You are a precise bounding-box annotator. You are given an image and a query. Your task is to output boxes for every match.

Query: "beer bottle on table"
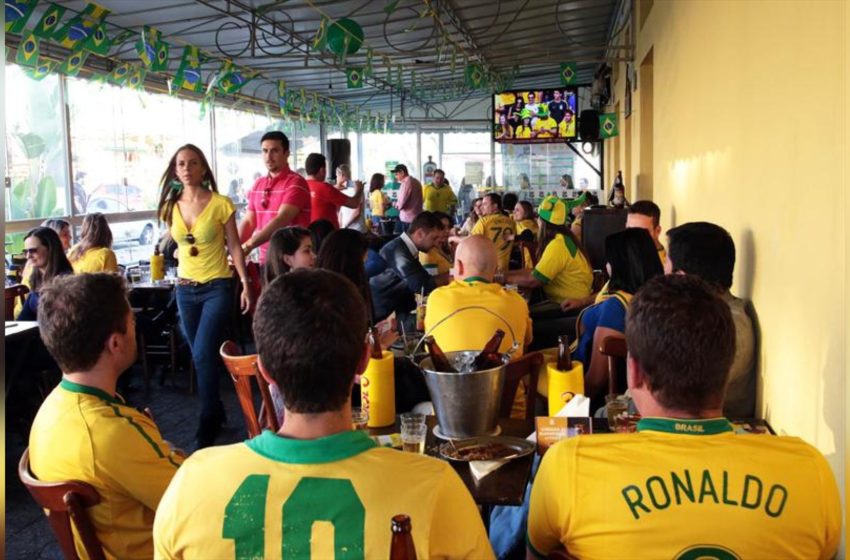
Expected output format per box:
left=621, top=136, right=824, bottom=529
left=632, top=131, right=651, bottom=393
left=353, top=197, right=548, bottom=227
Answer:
left=472, top=329, right=506, bottom=370
left=368, top=326, right=383, bottom=359
left=557, top=335, right=572, bottom=371
left=424, top=336, right=456, bottom=373
left=389, top=515, right=417, bottom=560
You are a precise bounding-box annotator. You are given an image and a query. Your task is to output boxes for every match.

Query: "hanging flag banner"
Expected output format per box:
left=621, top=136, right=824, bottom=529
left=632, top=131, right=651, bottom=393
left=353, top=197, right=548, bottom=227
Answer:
left=58, top=49, right=88, bottom=76
left=82, top=22, right=110, bottom=54
left=33, top=2, right=66, bottom=39
left=560, top=62, right=577, bottom=85
left=24, top=57, right=57, bottom=80
left=218, top=64, right=259, bottom=94
left=346, top=67, right=363, bottom=88
left=277, top=80, right=287, bottom=114
left=54, top=2, right=109, bottom=50
left=173, top=45, right=203, bottom=93
left=127, top=65, right=146, bottom=90
left=364, top=48, right=374, bottom=76
left=6, top=0, right=39, bottom=34
left=108, top=62, right=130, bottom=85
left=599, top=113, right=619, bottom=138
left=152, top=39, right=169, bottom=72
left=312, top=16, right=328, bottom=51
left=16, top=30, right=39, bottom=67
left=464, top=63, right=484, bottom=89
left=135, top=26, right=160, bottom=67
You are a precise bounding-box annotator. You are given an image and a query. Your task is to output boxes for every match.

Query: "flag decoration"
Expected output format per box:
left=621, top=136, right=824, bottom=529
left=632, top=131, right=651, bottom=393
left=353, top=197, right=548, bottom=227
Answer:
left=16, top=31, right=39, bottom=67
left=599, top=113, right=619, bottom=138
left=364, top=48, right=374, bottom=76
left=135, top=26, right=160, bottom=67
left=173, top=45, right=203, bottom=93
left=218, top=64, right=258, bottom=94
left=127, top=65, right=146, bottom=90
left=6, top=0, right=39, bottom=34
left=82, top=23, right=110, bottom=55
left=152, top=39, right=169, bottom=72
left=58, top=49, right=88, bottom=76
left=464, top=63, right=484, bottom=89
left=312, top=16, right=328, bottom=51
left=33, top=2, right=65, bottom=38
left=108, top=62, right=130, bottom=85
left=560, top=62, right=577, bottom=85
left=53, top=2, right=109, bottom=50
left=346, top=67, right=363, bottom=88
left=277, top=80, right=287, bottom=115
left=24, top=57, right=57, bottom=80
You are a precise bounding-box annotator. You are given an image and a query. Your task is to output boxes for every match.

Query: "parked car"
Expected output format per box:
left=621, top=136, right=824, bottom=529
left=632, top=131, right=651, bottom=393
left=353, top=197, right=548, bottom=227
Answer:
left=87, top=184, right=147, bottom=211
left=86, top=198, right=157, bottom=246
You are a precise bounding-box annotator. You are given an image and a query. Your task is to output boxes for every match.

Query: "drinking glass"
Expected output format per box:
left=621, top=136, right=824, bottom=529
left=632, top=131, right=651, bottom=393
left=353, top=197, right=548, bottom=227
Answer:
left=401, top=423, right=427, bottom=454
left=400, top=412, right=425, bottom=428
left=605, top=394, right=629, bottom=431
left=351, top=407, right=369, bottom=431
left=139, top=264, right=152, bottom=283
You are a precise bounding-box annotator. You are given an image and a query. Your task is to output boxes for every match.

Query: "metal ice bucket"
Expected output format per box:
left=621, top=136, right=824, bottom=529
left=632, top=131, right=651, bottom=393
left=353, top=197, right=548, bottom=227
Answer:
left=419, top=351, right=507, bottom=438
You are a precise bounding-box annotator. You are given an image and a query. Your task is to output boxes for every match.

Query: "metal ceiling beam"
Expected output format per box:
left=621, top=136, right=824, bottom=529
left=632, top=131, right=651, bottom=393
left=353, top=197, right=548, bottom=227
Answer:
left=434, top=0, right=493, bottom=70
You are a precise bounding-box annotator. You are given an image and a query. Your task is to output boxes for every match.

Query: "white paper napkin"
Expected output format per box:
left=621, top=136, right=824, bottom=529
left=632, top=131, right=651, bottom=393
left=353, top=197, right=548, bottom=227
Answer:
left=469, top=459, right=509, bottom=481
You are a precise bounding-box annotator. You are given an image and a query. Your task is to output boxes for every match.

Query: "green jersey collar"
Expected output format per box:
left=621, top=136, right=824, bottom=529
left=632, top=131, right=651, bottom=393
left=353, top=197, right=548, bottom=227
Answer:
left=463, top=276, right=491, bottom=284
left=60, top=378, right=121, bottom=404
left=246, top=429, right=377, bottom=464
left=637, top=417, right=734, bottom=436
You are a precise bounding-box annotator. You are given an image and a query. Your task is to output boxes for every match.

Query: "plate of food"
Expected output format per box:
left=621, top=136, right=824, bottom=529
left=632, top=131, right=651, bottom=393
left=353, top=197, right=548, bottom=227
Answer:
left=439, top=436, right=535, bottom=462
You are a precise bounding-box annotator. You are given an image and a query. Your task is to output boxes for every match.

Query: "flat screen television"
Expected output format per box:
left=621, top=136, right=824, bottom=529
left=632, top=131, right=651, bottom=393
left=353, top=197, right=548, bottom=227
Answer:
left=493, top=88, right=578, bottom=144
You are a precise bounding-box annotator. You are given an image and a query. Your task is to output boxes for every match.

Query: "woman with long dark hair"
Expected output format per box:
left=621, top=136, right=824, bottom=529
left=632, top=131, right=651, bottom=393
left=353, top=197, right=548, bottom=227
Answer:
left=18, top=227, right=74, bottom=320
left=68, top=213, right=118, bottom=273
left=156, top=143, right=251, bottom=449
left=368, top=173, right=389, bottom=229
left=263, top=226, right=315, bottom=286
left=316, top=229, right=373, bottom=320
left=574, top=228, right=663, bottom=398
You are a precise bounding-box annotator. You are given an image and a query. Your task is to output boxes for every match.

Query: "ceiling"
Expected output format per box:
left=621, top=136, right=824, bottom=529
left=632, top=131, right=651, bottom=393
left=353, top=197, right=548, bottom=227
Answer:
left=45, top=0, right=628, bottom=120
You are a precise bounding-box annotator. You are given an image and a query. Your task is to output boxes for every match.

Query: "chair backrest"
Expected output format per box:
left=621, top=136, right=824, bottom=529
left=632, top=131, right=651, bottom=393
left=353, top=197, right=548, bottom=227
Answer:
left=5, top=284, right=29, bottom=320
left=515, top=240, right=539, bottom=268
left=18, top=448, right=106, bottom=560
left=599, top=335, right=628, bottom=395
left=220, top=340, right=280, bottom=438
left=500, top=351, right=545, bottom=420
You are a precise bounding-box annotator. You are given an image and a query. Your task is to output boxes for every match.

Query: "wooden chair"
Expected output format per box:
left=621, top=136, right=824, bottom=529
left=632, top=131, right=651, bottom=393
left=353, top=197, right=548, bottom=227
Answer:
left=499, top=351, right=545, bottom=420
left=18, top=448, right=106, bottom=560
left=220, top=340, right=280, bottom=438
left=599, top=335, right=627, bottom=395
left=5, top=284, right=29, bottom=320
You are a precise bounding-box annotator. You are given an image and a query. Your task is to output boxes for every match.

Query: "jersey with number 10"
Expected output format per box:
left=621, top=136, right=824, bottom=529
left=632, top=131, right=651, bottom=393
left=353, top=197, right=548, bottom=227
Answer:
left=153, top=430, right=493, bottom=559
left=472, top=213, right=516, bottom=272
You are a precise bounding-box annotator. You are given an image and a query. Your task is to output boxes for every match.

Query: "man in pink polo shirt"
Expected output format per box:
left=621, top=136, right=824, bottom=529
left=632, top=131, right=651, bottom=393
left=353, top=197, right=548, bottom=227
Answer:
left=393, top=164, right=423, bottom=233
left=238, top=131, right=311, bottom=263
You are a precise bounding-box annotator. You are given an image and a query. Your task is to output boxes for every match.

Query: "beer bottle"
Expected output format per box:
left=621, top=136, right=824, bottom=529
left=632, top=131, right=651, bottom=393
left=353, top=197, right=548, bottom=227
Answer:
left=557, top=335, right=572, bottom=371
left=389, top=514, right=417, bottom=560
left=368, top=326, right=383, bottom=360
left=473, top=329, right=506, bottom=370
left=424, top=336, right=456, bottom=373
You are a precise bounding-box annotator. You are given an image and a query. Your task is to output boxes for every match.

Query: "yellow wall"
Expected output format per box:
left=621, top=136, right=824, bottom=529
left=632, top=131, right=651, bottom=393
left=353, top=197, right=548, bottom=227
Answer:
left=609, top=0, right=846, bottom=532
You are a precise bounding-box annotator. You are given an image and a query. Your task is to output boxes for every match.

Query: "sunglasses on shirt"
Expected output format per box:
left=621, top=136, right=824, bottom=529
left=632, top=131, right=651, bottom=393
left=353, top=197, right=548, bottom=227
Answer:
left=185, top=233, right=199, bottom=257
left=261, top=186, right=273, bottom=209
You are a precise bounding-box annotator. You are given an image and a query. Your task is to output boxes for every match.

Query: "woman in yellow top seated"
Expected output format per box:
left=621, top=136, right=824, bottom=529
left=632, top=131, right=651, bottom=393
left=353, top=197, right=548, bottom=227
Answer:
left=67, top=213, right=118, bottom=273
left=156, top=143, right=252, bottom=449
left=512, top=200, right=539, bottom=241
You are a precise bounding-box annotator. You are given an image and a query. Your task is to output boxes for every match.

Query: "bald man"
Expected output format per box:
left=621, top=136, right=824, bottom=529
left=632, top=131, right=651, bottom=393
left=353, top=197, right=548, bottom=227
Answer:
left=425, top=235, right=532, bottom=357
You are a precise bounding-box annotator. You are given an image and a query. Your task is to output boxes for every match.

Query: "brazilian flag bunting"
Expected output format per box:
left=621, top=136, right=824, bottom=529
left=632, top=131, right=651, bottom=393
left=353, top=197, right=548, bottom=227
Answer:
left=127, top=66, right=146, bottom=90
left=58, top=49, right=89, bottom=76
left=82, top=23, right=110, bottom=55
left=6, top=0, right=39, bottom=34
left=24, top=57, right=57, bottom=80
left=560, top=62, right=577, bottom=85
left=346, top=67, right=363, bottom=88
left=152, top=40, right=169, bottom=72
left=53, top=2, right=110, bottom=50
left=33, top=3, right=65, bottom=38
left=16, top=31, right=39, bottom=67
left=135, top=26, right=160, bottom=67
left=599, top=113, right=619, bottom=138
left=464, top=63, right=484, bottom=89
left=218, top=65, right=258, bottom=94
left=173, top=45, right=203, bottom=93
left=108, top=62, right=130, bottom=85
left=277, top=80, right=287, bottom=114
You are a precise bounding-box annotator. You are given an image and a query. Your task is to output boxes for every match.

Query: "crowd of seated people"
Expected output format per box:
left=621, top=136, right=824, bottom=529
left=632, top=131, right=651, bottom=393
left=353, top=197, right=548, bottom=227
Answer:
left=13, top=132, right=840, bottom=559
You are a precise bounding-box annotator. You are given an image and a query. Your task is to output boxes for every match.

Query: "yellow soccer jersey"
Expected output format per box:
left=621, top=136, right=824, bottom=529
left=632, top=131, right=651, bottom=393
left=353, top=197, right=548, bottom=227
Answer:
left=419, top=247, right=453, bottom=275
left=533, top=117, right=558, bottom=139
left=515, top=218, right=539, bottom=239
left=422, top=183, right=458, bottom=214
left=30, top=379, right=183, bottom=560
left=658, top=245, right=667, bottom=264
left=528, top=418, right=842, bottom=560
left=515, top=126, right=533, bottom=139
left=154, top=430, right=493, bottom=559
left=472, top=213, right=516, bottom=272
left=533, top=234, right=592, bottom=303
left=69, top=245, right=119, bottom=274
left=370, top=189, right=388, bottom=217
left=558, top=119, right=576, bottom=138
left=425, top=278, right=532, bottom=356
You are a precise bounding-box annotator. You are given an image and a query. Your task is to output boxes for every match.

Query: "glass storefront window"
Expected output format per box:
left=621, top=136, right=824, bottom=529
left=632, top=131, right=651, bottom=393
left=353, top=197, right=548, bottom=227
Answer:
left=361, top=132, right=417, bottom=181
left=499, top=142, right=602, bottom=206
left=420, top=132, right=439, bottom=185
left=292, top=123, right=320, bottom=174
left=5, top=65, right=69, bottom=221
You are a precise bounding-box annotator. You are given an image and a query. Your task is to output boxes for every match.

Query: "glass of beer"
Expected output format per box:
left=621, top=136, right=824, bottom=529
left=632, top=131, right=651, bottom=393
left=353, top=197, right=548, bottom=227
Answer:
left=401, top=423, right=427, bottom=453
left=351, top=407, right=369, bottom=431
left=605, top=394, right=629, bottom=430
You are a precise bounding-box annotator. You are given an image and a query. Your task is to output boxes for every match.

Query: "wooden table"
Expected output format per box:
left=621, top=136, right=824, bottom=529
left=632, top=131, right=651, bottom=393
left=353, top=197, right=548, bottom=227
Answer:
left=370, top=416, right=535, bottom=508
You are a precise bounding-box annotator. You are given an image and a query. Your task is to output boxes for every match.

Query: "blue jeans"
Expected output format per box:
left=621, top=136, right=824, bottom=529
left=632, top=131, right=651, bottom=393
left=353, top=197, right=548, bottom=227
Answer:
left=176, top=279, right=232, bottom=431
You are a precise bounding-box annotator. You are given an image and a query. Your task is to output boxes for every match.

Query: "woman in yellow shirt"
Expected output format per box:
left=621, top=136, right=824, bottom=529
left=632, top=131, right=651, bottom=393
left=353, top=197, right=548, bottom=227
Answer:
left=512, top=200, right=539, bottom=241
left=368, top=173, right=389, bottom=229
left=156, top=143, right=252, bottom=449
left=67, top=213, right=118, bottom=273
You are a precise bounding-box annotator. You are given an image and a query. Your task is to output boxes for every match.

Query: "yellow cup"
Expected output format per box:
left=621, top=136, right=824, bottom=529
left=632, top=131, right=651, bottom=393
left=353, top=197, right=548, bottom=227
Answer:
left=547, top=361, right=584, bottom=416
left=150, top=253, right=165, bottom=281
left=361, top=350, right=395, bottom=427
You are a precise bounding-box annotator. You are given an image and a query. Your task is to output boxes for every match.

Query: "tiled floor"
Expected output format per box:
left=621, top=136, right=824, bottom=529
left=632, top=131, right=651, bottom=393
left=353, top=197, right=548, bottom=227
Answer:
left=5, top=362, right=248, bottom=559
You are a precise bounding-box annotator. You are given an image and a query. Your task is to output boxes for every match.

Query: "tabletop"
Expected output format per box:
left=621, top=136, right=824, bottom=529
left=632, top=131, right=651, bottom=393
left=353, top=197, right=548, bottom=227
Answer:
left=5, top=321, right=39, bottom=341
left=371, top=416, right=535, bottom=507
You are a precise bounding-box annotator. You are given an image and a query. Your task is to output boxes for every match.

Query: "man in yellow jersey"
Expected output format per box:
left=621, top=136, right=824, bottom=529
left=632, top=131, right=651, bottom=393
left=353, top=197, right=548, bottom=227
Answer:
left=29, top=274, right=183, bottom=560
left=528, top=275, right=841, bottom=560
left=422, top=168, right=458, bottom=216
left=471, top=192, right=516, bottom=273
left=154, top=269, right=493, bottom=559
left=532, top=105, right=558, bottom=139
left=426, top=235, right=531, bottom=356
left=558, top=108, right=576, bottom=138
left=626, top=200, right=666, bottom=263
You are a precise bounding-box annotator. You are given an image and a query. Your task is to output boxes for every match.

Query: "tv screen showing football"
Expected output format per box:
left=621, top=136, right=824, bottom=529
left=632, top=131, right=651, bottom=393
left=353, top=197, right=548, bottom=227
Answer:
left=493, top=88, right=578, bottom=143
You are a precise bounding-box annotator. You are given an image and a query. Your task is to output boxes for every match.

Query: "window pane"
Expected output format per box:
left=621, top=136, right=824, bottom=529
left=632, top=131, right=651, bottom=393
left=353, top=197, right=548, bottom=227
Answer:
left=443, top=131, right=490, bottom=154
left=420, top=132, right=439, bottom=183
left=5, top=65, right=69, bottom=221
left=292, top=123, right=321, bottom=174
left=499, top=142, right=602, bottom=205
left=66, top=77, right=211, bottom=215
left=361, top=132, right=417, bottom=180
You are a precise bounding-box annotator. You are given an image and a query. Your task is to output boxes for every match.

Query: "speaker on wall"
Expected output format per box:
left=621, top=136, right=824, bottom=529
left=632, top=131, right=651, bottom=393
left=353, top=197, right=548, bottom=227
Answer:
left=326, top=139, right=351, bottom=176
left=579, top=110, right=600, bottom=141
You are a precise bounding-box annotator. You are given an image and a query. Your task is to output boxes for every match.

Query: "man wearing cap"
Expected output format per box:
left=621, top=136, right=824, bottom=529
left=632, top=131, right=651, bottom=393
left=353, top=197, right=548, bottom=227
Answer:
left=527, top=275, right=841, bottom=559
left=532, top=105, right=558, bottom=139
left=392, top=164, right=423, bottom=233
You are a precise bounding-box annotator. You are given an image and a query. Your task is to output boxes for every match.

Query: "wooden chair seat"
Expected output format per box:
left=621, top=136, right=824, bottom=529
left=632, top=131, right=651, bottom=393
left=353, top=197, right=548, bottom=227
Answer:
left=599, top=335, right=627, bottom=395
left=499, top=351, right=545, bottom=420
left=18, top=448, right=106, bottom=560
left=220, top=340, right=280, bottom=438
left=5, top=284, right=29, bottom=320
